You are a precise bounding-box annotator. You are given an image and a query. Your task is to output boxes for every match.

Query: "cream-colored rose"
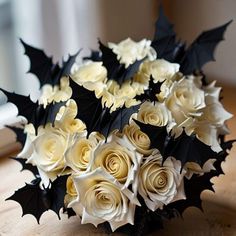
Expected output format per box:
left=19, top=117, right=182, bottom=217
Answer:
left=185, top=120, right=222, bottom=152
left=122, top=122, right=152, bottom=155
left=145, top=59, right=180, bottom=83
left=138, top=153, right=186, bottom=211
left=71, top=168, right=139, bottom=231
left=55, top=100, right=86, bottom=134
left=199, top=96, right=233, bottom=127
left=137, top=101, right=173, bottom=129
left=166, top=77, right=206, bottom=132
left=91, top=135, right=142, bottom=192
left=184, top=159, right=216, bottom=179
left=29, top=125, right=70, bottom=182
left=39, top=77, right=72, bottom=107
left=108, top=38, right=156, bottom=68
left=71, top=61, right=107, bottom=98
left=65, top=175, right=78, bottom=206
left=65, top=132, right=103, bottom=172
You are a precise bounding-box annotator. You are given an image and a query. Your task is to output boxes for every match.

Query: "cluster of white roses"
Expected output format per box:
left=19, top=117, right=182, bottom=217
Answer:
left=18, top=38, right=232, bottom=231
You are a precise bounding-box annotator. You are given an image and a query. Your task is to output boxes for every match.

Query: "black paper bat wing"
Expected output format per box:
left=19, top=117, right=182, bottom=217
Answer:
left=21, top=39, right=79, bottom=87
left=20, top=39, right=56, bottom=86
left=6, top=125, right=26, bottom=146
left=151, top=6, right=185, bottom=62
left=10, top=157, right=39, bottom=177
left=83, top=50, right=102, bottom=62
left=6, top=178, right=49, bottom=223
left=49, top=175, right=69, bottom=218
left=167, top=142, right=230, bottom=215
left=69, top=79, right=103, bottom=135
left=1, top=89, right=65, bottom=131
left=98, top=105, right=140, bottom=138
left=163, top=130, right=218, bottom=168
left=135, top=76, right=163, bottom=102
left=99, top=41, right=144, bottom=85
left=180, top=20, right=232, bottom=74
left=133, top=119, right=168, bottom=155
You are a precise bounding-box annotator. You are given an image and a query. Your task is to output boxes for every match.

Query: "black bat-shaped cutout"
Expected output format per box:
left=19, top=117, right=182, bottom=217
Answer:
left=83, top=50, right=102, bottom=62
left=133, top=119, right=168, bottom=155
left=10, top=157, right=39, bottom=177
left=135, top=76, right=163, bottom=102
left=6, top=125, right=26, bottom=146
left=152, top=6, right=232, bottom=74
left=6, top=175, right=69, bottom=223
left=151, top=5, right=185, bottom=63
left=1, top=89, right=66, bottom=133
left=20, top=39, right=80, bottom=87
left=70, top=78, right=140, bottom=138
left=180, top=20, right=232, bottom=74
left=167, top=140, right=232, bottom=216
left=99, top=41, right=145, bottom=85
left=163, top=130, right=218, bottom=168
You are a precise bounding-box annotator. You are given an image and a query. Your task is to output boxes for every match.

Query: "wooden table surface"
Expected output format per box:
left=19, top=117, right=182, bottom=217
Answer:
left=0, top=85, right=236, bottom=236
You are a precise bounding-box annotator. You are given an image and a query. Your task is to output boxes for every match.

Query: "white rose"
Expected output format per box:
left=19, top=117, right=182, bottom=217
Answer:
left=138, top=152, right=186, bottom=211
left=65, top=132, right=103, bottom=172
left=185, top=120, right=222, bottom=152
left=108, top=38, right=156, bottom=68
left=166, top=77, right=206, bottom=133
left=39, top=77, right=72, bottom=107
left=122, top=122, right=152, bottom=155
left=199, top=95, right=233, bottom=127
left=65, top=175, right=78, bottom=206
left=90, top=135, right=142, bottom=194
left=145, top=59, right=180, bottom=83
left=71, top=168, right=139, bottom=231
left=71, top=62, right=107, bottom=98
left=55, top=100, right=86, bottom=134
left=29, top=125, right=70, bottom=182
left=137, top=101, right=174, bottom=129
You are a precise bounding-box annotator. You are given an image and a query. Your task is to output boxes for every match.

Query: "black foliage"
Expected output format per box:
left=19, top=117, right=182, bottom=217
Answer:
left=10, top=157, right=39, bottom=177
left=152, top=6, right=232, bottom=74
left=1, top=89, right=66, bottom=133
left=163, top=130, right=218, bottom=167
left=70, top=78, right=140, bottom=138
left=133, top=119, right=168, bottom=155
left=99, top=41, right=144, bottom=85
left=135, top=76, right=163, bottom=102
left=6, top=175, right=69, bottom=223
left=20, top=39, right=80, bottom=87
left=83, top=50, right=102, bottom=62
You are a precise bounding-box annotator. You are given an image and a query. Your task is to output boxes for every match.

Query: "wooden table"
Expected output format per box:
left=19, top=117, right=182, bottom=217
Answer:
left=0, top=85, right=236, bottom=236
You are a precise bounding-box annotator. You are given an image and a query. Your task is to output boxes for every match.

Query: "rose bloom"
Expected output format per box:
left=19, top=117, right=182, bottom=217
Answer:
left=166, top=76, right=206, bottom=135
left=39, top=77, right=72, bottom=107
left=142, top=59, right=180, bottom=83
left=29, top=125, right=70, bottom=184
left=137, top=101, right=173, bottom=128
left=71, top=168, right=139, bottom=231
left=89, top=135, right=142, bottom=199
left=55, top=100, right=86, bottom=134
left=122, top=122, right=152, bottom=155
left=64, top=175, right=78, bottom=206
left=138, top=152, right=186, bottom=211
left=108, top=38, right=156, bottom=68
left=65, top=132, right=103, bottom=172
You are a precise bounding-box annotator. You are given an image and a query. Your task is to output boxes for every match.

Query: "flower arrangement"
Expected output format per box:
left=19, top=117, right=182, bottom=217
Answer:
left=2, top=6, right=235, bottom=235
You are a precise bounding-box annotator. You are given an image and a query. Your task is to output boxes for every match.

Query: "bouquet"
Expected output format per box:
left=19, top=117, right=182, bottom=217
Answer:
left=2, top=6, right=235, bottom=235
